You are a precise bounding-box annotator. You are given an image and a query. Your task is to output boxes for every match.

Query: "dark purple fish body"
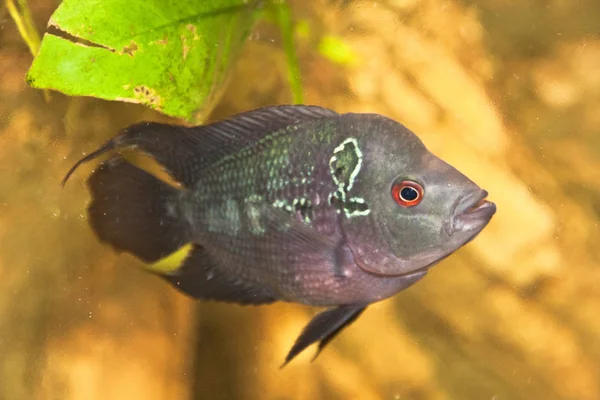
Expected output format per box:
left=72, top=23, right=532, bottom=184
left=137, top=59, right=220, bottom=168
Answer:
left=63, top=105, right=496, bottom=365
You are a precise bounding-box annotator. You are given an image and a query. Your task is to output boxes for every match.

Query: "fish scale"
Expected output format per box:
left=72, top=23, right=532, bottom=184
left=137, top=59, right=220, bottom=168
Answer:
left=186, top=122, right=344, bottom=302
left=62, top=105, right=496, bottom=366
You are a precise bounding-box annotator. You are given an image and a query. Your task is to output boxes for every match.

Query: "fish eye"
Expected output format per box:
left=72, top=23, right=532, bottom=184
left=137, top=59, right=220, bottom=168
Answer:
left=392, top=180, right=424, bottom=207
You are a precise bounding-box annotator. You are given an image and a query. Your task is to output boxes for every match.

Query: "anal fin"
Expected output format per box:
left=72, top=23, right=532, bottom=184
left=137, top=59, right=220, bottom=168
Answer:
left=282, top=305, right=367, bottom=367
left=162, top=245, right=278, bottom=305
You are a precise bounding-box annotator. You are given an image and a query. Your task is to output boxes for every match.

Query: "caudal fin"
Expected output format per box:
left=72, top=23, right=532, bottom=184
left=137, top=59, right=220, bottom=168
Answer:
left=87, top=156, right=190, bottom=263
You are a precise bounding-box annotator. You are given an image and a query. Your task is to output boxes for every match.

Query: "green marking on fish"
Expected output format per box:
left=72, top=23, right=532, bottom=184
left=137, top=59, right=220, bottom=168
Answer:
left=273, top=199, right=294, bottom=213
left=244, top=194, right=265, bottom=235
left=328, top=137, right=369, bottom=216
left=226, top=199, right=241, bottom=232
left=246, top=194, right=263, bottom=202
left=272, top=199, right=287, bottom=208
left=329, top=137, right=362, bottom=200
left=273, top=197, right=313, bottom=223
left=309, top=123, right=336, bottom=145
left=344, top=197, right=371, bottom=218
left=332, top=138, right=362, bottom=192
left=246, top=203, right=264, bottom=234
left=207, top=198, right=241, bottom=234
left=293, top=197, right=313, bottom=223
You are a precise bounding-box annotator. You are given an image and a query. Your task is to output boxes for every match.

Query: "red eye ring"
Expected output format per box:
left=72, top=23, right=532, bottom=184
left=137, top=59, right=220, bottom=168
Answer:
left=392, top=180, right=424, bottom=207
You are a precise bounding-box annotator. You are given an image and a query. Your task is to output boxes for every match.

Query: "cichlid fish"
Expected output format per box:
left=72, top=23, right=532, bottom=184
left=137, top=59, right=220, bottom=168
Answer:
left=62, top=105, right=496, bottom=365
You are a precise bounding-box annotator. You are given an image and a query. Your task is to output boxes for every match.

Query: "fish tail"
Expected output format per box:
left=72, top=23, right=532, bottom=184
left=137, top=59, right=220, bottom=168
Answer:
left=87, top=155, right=191, bottom=266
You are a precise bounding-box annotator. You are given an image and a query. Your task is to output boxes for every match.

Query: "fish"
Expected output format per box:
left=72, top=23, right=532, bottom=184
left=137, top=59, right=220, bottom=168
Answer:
left=62, top=105, right=496, bottom=366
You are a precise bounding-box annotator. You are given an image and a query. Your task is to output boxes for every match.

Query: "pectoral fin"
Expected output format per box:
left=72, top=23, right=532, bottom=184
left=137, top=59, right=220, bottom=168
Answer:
left=282, top=305, right=367, bottom=367
left=260, top=204, right=339, bottom=258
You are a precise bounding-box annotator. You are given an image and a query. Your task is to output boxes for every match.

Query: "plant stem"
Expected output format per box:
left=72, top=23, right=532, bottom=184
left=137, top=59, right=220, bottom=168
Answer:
left=6, top=0, right=51, bottom=101
left=272, top=1, right=303, bottom=104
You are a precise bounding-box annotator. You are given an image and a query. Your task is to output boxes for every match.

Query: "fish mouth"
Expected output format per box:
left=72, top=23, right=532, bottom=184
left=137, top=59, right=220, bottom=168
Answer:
left=449, top=190, right=496, bottom=235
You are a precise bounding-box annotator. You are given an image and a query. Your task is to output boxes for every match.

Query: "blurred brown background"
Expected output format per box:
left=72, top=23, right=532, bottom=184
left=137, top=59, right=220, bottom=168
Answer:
left=1, top=0, right=599, bottom=399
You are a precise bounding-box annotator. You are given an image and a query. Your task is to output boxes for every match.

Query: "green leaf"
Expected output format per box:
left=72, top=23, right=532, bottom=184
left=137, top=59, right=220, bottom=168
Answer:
left=271, top=1, right=303, bottom=104
left=26, top=0, right=260, bottom=121
left=318, top=35, right=359, bottom=66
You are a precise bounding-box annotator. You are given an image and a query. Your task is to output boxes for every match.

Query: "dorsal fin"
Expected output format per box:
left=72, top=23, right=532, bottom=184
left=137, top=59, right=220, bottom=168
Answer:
left=186, top=105, right=338, bottom=167
left=62, top=105, right=338, bottom=187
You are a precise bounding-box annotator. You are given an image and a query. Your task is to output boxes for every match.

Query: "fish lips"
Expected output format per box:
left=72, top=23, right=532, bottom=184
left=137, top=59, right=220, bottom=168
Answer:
left=447, top=189, right=496, bottom=237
